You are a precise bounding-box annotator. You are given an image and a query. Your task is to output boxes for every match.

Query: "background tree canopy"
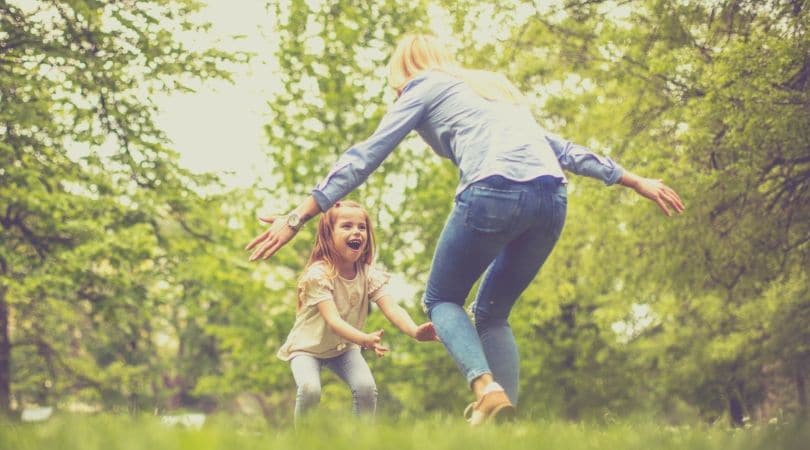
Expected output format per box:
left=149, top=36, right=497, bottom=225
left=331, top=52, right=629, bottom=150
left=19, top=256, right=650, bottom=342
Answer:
left=0, top=0, right=806, bottom=427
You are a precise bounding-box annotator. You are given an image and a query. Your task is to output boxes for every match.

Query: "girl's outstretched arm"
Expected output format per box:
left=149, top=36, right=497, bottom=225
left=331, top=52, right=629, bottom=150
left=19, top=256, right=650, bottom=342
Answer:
left=618, top=171, right=685, bottom=216
left=376, top=295, right=438, bottom=342
left=246, top=195, right=321, bottom=261
left=315, top=300, right=385, bottom=350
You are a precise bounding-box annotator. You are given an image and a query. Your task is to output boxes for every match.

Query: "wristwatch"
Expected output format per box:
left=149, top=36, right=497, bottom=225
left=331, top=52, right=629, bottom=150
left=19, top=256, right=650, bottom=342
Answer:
left=284, top=212, right=302, bottom=231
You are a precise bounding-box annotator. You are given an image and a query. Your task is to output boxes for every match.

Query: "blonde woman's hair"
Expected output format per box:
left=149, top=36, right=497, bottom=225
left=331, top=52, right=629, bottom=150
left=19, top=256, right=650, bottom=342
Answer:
left=387, top=34, right=525, bottom=103
left=298, top=201, right=376, bottom=309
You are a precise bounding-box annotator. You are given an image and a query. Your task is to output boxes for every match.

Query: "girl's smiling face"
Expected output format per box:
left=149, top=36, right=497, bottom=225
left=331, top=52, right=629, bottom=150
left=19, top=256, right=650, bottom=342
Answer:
left=331, top=207, right=369, bottom=265
left=306, top=200, right=376, bottom=277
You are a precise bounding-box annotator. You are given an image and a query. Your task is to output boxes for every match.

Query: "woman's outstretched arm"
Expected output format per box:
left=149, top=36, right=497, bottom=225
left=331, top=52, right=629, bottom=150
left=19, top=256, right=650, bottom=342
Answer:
left=544, top=134, right=684, bottom=216
left=246, top=82, right=428, bottom=262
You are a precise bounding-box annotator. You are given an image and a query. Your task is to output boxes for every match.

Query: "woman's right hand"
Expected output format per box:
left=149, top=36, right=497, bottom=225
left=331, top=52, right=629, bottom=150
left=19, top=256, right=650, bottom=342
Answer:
left=246, top=196, right=322, bottom=261
left=245, top=215, right=298, bottom=261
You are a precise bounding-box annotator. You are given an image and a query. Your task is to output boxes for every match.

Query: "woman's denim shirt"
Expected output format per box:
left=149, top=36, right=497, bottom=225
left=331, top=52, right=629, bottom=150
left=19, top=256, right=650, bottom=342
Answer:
left=312, top=70, right=624, bottom=212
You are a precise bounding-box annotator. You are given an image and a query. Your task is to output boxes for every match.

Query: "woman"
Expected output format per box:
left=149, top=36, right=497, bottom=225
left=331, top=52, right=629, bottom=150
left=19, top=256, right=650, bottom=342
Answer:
left=247, top=34, right=684, bottom=425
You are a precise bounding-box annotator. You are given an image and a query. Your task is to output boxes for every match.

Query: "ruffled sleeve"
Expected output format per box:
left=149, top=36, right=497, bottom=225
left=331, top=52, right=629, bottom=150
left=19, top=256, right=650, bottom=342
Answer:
left=297, top=263, right=334, bottom=308
left=366, top=264, right=391, bottom=304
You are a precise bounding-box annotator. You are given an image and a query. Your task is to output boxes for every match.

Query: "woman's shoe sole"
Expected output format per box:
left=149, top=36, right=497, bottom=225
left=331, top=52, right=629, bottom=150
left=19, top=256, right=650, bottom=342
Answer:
left=488, top=404, right=516, bottom=423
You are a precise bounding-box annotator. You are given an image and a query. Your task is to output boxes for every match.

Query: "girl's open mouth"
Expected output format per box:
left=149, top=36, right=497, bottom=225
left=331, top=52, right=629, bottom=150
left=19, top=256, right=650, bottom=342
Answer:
left=347, top=239, right=362, bottom=250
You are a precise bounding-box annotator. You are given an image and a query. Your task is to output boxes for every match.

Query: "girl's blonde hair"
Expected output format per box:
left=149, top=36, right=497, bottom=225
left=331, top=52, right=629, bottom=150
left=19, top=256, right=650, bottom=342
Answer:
left=298, top=201, right=376, bottom=309
left=387, top=34, right=525, bottom=103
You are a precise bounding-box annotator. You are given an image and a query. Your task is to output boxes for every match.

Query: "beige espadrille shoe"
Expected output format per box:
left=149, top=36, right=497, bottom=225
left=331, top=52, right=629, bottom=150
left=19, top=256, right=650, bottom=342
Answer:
left=464, top=390, right=515, bottom=426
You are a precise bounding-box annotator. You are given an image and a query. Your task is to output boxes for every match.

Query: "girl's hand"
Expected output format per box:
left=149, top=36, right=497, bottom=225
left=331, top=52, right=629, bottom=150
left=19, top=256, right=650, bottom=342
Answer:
left=630, top=177, right=685, bottom=216
left=246, top=215, right=297, bottom=261
left=413, top=322, right=439, bottom=342
left=359, top=329, right=384, bottom=349
left=371, top=342, right=390, bottom=358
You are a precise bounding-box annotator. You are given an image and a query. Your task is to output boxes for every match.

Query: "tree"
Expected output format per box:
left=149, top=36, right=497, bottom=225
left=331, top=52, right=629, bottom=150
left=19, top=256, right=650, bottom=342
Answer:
left=484, top=0, right=809, bottom=423
left=0, top=0, right=241, bottom=414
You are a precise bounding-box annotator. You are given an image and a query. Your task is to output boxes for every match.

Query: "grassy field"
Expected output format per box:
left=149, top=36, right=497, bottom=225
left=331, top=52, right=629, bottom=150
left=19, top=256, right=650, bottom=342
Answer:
left=1, top=414, right=807, bottom=450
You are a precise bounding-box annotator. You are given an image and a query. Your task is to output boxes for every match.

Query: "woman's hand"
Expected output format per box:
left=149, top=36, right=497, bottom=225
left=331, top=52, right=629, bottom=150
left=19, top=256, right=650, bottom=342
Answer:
left=634, top=178, right=685, bottom=216
left=246, top=196, right=322, bottom=261
left=413, top=322, right=439, bottom=342
left=620, top=172, right=685, bottom=216
left=245, top=215, right=297, bottom=261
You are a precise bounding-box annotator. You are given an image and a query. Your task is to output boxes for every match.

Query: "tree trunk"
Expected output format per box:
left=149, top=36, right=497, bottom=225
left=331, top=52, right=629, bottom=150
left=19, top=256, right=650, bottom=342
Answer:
left=561, top=302, right=579, bottom=420
left=0, top=288, right=10, bottom=416
left=797, top=367, right=807, bottom=415
left=728, top=391, right=745, bottom=426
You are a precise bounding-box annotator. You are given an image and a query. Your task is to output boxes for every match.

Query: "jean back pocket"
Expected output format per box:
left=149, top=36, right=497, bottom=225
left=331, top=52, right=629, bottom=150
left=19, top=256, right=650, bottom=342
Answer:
left=463, top=185, right=523, bottom=233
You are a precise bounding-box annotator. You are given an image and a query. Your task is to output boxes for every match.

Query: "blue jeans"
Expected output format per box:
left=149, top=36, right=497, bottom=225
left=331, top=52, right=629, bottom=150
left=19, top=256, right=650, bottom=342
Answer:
left=424, top=175, right=567, bottom=405
left=289, top=347, right=377, bottom=420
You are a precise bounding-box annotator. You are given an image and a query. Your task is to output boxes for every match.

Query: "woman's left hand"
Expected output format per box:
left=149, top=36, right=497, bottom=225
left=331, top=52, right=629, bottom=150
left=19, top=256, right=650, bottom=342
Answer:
left=246, top=215, right=297, bottom=261
left=629, top=177, right=685, bottom=216
left=619, top=172, right=684, bottom=216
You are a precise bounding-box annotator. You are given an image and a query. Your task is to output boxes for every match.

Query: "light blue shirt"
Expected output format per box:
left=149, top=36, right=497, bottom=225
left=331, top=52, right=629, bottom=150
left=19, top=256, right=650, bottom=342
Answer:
left=313, top=70, right=624, bottom=211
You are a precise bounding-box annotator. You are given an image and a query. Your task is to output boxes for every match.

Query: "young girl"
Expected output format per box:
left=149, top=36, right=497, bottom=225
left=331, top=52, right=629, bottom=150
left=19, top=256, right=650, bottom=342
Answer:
left=274, top=200, right=437, bottom=420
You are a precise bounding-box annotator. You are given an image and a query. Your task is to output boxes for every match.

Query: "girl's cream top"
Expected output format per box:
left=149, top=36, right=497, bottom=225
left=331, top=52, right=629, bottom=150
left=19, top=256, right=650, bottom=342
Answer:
left=276, top=262, right=390, bottom=361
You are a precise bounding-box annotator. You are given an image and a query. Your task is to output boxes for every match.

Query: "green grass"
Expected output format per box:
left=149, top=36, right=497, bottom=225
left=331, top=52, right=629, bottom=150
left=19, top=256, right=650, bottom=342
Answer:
left=1, top=414, right=807, bottom=450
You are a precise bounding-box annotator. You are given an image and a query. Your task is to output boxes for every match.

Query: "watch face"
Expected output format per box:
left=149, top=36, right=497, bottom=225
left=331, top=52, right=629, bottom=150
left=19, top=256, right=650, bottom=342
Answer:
left=287, top=213, right=301, bottom=228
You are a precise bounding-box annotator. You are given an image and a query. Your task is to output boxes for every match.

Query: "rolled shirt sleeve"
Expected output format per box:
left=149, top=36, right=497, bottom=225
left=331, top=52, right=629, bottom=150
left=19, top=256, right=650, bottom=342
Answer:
left=544, top=133, right=624, bottom=185
left=312, top=83, right=428, bottom=211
